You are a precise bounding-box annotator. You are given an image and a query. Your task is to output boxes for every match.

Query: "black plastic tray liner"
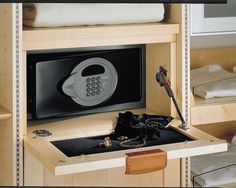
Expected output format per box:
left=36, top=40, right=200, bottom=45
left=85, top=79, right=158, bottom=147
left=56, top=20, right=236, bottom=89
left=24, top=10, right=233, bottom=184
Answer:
left=51, top=128, right=193, bottom=157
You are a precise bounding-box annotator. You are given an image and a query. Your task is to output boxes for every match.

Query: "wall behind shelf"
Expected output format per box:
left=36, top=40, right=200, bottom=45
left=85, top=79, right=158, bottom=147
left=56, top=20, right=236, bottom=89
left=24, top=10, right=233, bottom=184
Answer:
left=191, top=34, right=236, bottom=49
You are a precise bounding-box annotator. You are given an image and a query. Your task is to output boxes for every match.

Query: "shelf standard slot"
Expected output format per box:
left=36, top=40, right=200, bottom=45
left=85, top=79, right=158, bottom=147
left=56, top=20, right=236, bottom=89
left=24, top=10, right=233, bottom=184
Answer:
left=0, top=105, right=11, bottom=120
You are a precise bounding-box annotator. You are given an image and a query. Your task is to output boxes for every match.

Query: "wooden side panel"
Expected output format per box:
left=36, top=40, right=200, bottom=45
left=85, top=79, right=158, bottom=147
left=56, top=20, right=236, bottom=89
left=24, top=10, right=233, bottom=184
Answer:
left=168, top=4, right=191, bottom=187
left=24, top=150, right=44, bottom=186
left=0, top=4, right=15, bottom=185
left=164, top=159, right=181, bottom=187
left=168, top=4, right=190, bottom=126
left=21, top=51, right=27, bottom=136
left=146, top=42, right=177, bottom=117
left=0, top=3, right=23, bottom=186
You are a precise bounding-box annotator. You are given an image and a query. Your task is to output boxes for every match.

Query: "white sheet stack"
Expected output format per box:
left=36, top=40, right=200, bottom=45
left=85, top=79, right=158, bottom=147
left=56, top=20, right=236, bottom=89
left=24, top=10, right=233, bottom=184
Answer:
left=23, top=4, right=165, bottom=27
left=191, top=64, right=236, bottom=99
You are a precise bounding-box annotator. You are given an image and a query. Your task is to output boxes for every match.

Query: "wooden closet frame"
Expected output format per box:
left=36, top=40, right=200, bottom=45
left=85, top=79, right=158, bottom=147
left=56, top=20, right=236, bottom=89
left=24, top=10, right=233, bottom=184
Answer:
left=0, top=3, right=228, bottom=186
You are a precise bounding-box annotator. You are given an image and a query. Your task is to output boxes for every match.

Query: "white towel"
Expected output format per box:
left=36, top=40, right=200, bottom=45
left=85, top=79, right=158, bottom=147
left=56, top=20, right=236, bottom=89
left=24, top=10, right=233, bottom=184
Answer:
left=191, top=144, right=236, bottom=187
left=23, top=3, right=165, bottom=27
left=231, top=134, right=236, bottom=145
left=191, top=64, right=236, bottom=99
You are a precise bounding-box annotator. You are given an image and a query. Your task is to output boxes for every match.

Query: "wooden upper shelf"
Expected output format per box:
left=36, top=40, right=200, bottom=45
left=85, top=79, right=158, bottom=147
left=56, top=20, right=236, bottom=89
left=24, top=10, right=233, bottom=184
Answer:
left=0, top=106, right=11, bottom=120
left=191, top=95, right=236, bottom=125
left=23, top=23, right=179, bottom=51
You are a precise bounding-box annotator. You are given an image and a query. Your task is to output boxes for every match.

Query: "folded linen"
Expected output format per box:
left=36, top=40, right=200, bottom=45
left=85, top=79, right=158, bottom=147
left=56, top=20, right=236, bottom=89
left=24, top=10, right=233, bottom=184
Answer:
left=23, top=3, right=165, bottom=27
left=231, top=134, right=236, bottom=145
left=191, top=64, right=236, bottom=99
left=191, top=144, right=236, bottom=187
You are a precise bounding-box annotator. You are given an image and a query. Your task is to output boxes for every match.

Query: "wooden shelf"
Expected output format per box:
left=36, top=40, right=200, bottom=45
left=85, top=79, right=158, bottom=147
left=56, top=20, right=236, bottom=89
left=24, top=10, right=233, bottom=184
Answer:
left=0, top=106, right=11, bottom=120
left=194, top=121, right=236, bottom=142
left=191, top=96, right=236, bottom=125
left=194, top=95, right=236, bottom=106
left=25, top=108, right=226, bottom=176
left=23, top=23, right=179, bottom=51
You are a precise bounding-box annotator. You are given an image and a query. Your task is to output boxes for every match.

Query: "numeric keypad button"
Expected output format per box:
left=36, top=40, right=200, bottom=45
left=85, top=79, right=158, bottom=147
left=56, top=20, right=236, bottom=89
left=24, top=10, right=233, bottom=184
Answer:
left=91, top=77, right=96, bottom=82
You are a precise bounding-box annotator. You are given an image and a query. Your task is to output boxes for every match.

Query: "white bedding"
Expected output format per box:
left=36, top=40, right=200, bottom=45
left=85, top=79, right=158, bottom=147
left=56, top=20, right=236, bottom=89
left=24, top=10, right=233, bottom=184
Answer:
left=191, top=140, right=236, bottom=187
left=23, top=3, right=165, bottom=27
left=191, top=64, right=236, bottom=99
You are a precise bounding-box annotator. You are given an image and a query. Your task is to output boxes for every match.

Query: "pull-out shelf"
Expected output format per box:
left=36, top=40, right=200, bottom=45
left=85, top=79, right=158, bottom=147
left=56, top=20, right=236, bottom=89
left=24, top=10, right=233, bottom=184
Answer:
left=25, top=108, right=227, bottom=176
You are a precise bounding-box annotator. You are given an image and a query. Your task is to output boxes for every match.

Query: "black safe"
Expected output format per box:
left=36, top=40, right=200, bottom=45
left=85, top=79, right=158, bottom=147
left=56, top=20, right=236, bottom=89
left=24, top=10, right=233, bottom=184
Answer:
left=27, top=45, right=146, bottom=119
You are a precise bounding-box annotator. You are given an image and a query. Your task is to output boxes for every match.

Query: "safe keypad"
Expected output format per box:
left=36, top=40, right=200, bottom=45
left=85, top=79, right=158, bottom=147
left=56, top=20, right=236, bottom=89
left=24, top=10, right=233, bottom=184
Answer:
left=86, top=76, right=101, bottom=97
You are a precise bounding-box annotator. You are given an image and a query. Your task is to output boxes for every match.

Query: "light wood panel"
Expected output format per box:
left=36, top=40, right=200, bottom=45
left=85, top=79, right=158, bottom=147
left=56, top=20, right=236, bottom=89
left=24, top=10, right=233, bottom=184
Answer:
left=43, top=166, right=165, bottom=187
left=21, top=51, right=27, bottom=136
left=25, top=109, right=227, bottom=176
left=0, top=3, right=24, bottom=186
left=191, top=47, right=236, bottom=70
left=25, top=149, right=181, bottom=187
left=194, top=121, right=236, bottom=142
left=146, top=42, right=177, bottom=117
left=194, top=95, right=236, bottom=106
left=0, top=4, right=21, bottom=185
left=17, top=4, right=24, bottom=186
left=168, top=4, right=191, bottom=129
left=168, top=5, right=191, bottom=186
left=190, top=47, right=236, bottom=125
left=0, top=106, right=11, bottom=120
left=191, top=93, right=236, bottom=125
left=24, top=149, right=44, bottom=186
left=23, top=23, right=179, bottom=50
left=163, top=158, right=181, bottom=187
left=191, top=98, right=236, bottom=125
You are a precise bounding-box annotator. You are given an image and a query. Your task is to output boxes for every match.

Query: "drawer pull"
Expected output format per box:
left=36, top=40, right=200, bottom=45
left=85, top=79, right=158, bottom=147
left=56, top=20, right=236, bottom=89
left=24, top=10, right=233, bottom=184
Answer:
left=125, top=149, right=167, bottom=175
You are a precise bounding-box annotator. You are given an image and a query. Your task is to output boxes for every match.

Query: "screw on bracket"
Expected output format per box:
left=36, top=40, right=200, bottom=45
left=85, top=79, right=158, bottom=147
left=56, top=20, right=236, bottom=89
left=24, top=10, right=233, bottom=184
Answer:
left=33, top=130, right=52, bottom=137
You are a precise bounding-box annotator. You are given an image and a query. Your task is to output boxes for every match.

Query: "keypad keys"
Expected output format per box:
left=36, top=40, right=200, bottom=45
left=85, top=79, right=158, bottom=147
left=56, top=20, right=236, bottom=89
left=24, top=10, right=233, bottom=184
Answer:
left=91, top=82, right=96, bottom=87
left=86, top=83, right=90, bottom=87
left=85, top=76, right=103, bottom=97
left=91, top=77, right=96, bottom=82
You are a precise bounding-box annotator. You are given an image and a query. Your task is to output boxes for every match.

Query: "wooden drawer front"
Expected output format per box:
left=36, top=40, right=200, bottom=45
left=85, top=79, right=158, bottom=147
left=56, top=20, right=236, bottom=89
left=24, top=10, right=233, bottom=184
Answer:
left=25, top=149, right=181, bottom=186
left=24, top=111, right=227, bottom=176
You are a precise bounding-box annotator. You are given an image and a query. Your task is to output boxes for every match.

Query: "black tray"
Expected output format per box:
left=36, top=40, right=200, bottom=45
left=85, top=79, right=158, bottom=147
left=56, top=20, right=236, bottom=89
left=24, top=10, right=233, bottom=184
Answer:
left=51, top=128, right=192, bottom=157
